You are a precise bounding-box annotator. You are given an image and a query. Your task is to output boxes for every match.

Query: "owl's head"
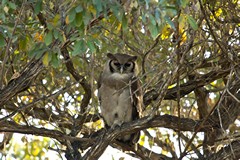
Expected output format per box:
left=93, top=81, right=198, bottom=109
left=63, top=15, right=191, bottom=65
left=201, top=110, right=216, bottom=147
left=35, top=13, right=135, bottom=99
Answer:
left=107, top=53, right=137, bottom=74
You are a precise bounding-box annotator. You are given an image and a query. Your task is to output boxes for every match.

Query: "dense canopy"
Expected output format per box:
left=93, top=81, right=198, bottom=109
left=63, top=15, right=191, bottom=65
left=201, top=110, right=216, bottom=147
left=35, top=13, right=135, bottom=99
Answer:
left=0, top=0, right=240, bottom=159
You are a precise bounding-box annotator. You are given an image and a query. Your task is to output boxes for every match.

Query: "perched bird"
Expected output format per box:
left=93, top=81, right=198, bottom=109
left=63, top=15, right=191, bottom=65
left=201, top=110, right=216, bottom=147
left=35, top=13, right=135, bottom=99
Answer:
left=98, top=53, right=143, bottom=144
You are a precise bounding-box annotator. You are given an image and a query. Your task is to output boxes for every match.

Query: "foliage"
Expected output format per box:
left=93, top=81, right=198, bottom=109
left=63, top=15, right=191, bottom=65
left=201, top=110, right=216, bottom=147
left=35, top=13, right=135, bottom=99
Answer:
left=0, top=0, right=240, bottom=159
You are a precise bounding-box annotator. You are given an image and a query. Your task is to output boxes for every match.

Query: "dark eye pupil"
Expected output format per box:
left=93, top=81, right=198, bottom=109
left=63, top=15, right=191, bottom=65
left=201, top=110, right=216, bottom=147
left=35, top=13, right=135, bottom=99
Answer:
left=124, top=63, right=131, bottom=67
left=114, top=62, right=121, bottom=67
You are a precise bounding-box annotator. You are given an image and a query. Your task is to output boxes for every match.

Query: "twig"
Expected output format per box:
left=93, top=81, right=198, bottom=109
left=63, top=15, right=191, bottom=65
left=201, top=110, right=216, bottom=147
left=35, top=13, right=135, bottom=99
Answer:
left=142, top=35, right=160, bottom=79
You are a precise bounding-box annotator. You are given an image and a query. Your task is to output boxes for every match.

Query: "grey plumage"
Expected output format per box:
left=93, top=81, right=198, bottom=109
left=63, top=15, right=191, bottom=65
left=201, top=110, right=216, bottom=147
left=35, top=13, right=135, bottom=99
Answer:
left=98, top=53, right=143, bottom=144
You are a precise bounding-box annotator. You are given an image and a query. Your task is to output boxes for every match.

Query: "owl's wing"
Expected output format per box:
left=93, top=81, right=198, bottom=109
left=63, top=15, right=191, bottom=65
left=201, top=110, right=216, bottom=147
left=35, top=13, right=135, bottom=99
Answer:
left=97, top=72, right=103, bottom=103
left=131, top=76, right=144, bottom=119
left=97, top=72, right=111, bottom=127
left=128, top=76, right=143, bottom=144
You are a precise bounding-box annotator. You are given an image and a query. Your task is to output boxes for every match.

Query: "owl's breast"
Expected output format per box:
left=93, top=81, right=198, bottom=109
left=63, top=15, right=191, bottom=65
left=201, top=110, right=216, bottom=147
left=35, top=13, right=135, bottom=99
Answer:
left=99, top=84, right=133, bottom=127
left=103, top=73, right=133, bottom=89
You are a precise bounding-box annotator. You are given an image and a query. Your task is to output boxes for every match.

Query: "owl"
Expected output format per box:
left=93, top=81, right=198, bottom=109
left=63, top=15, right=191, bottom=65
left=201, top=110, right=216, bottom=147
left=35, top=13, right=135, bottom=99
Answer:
left=98, top=53, right=143, bottom=144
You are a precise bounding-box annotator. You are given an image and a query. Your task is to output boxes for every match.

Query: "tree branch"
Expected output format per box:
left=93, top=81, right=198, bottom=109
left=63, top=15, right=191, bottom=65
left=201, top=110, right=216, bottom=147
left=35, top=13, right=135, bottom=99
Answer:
left=81, top=114, right=210, bottom=159
left=0, top=59, right=43, bottom=107
left=144, top=68, right=230, bottom=106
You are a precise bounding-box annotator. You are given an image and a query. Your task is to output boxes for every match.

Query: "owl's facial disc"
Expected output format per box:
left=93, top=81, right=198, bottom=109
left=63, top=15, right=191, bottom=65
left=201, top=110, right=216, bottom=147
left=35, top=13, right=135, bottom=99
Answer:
left=110, top=60, right=134, bottom=74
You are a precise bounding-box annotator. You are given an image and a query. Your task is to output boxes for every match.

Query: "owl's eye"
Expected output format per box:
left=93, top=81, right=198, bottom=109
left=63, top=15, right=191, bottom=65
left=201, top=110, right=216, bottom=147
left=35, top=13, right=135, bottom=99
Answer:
left=114, top=62, right=121, bottom=67
left=124, top=62, right=131, bottom=67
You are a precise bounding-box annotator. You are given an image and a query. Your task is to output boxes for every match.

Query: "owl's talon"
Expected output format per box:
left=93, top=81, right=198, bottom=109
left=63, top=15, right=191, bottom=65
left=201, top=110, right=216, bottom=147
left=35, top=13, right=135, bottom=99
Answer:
left=112, top=122, right=123, bottom=130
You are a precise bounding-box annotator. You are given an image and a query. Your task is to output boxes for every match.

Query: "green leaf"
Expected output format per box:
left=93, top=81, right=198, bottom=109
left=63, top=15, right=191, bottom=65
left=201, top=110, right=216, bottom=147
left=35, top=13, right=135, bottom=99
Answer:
left=28, top=43, right=48, bottom=59
left=148, top=23, right=159, bottom=39
left=72, top=40, right=86, bottom=56
left=155, top=8, right=161, bottom=24
left=75, top=13, right=83, bottom=27
left=2, top=0, right=7, bottom=5
left=8, top=2, right=17, bottom=9
left=72, top=42, right=81, bottom=56
left=57, top=31, right=67, bottom=44
left=34, top=0, right=42, bottom=14
left=0, top=33, right=6, bottom=47
left=93, top=0, right=103, bottom=16
left=142, top=14, right=147, bottom=23
left=122, top=14, right=128, bottom=31
left=149, top=14, right=156, bottom=25
left=68, top=8, right=76, bottom=23
left=47, top=23, right=54, bottom=30
left=53, top=29, right=60, bottom=39
left=83, top=10, right=92, bottom=26
left=187, top=15, right=198, bottom=30
left=164, top=16, right=176, bottom=30
left=51, top=53, right=60, bottom=68
left=19, top=36, right=29, bottom=51
left=111, top=4, right=123, bottom=21
left=44, top=31, right=53, bottom=46
left=52, top=14, right=60, bottom=27
left=75, top=5, right=83, bottom=13
left=87, top=41, right=96, bottom=53
left=165, top=7, right=178, bottom=17
left=180, top=0, right=189, bottom=8
left=35, top=48, right=48, bottom=59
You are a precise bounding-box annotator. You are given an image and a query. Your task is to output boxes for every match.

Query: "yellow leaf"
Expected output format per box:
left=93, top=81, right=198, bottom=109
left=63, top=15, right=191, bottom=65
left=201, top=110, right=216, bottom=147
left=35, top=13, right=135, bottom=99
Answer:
left=180, top=29, right=187, bottom=44
left=92, top=119, right=103, bottom=129
left=215, top=8, right=222, bottom=17
left=42, top=52, right=50, bottom=66
left=31, top=146, right=41, bottom=156
left=34, top=32, right=43, bottom=42
left=161, top=24, right=171, bottom=40
left=210, top=80, right=217, bottom=86
left=60, top=31, right=67, bottom=42
left=178, top=14, right=187, bottom=30
left=88, top=5, right=96, bottom=16
left=92, top=33, right=99, bottom=38
left=139, top=135, right=145, bottom=146
left=65, top=16, right=70, bottom=24
left=161, top=149, right=168, bottom=155
left=104, top=30, right=109, bottom=37
left=24, top=155, right=31, bottom=159
left=115, top=23, right=122, bottom=34
left=52, top=14, right=60, bottom=26
left=13, top=113, right=22, bottom=123
left=168, top=84, right=176, bottom=89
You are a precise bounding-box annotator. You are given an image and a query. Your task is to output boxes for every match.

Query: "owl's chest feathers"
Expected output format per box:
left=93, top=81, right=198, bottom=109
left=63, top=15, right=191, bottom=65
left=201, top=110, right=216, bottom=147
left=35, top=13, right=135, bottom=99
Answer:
left=103, top=73, right=133, bottom=89
left=99, top=84, right=133, bottom=126
left=101, top=86, right=131, bottom=107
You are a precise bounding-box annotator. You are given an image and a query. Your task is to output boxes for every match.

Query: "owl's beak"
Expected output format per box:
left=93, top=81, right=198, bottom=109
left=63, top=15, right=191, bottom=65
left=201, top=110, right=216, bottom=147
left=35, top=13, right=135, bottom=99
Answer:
left=120, top=66, right=124, bottom=74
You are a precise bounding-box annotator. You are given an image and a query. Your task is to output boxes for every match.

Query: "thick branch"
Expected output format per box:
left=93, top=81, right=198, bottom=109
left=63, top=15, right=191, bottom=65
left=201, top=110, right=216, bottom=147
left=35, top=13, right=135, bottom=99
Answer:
left=82, top=114, right=209, bottom=159
left=0, top=120, right=65, bottom=141
left=61, top=48, right=91, bottom=136
left=144, top=68, right=230, bottom=105
left=0, top=120, right=93, bottom=145
left=0, top=115, right=207, bottom=150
